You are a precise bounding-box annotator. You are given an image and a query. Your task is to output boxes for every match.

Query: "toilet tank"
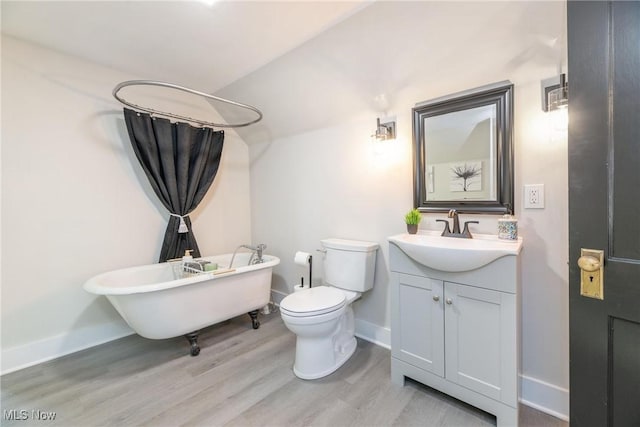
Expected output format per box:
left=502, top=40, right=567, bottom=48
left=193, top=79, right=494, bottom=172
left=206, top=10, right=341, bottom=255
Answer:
left=320, top=238, right=379, bottom=292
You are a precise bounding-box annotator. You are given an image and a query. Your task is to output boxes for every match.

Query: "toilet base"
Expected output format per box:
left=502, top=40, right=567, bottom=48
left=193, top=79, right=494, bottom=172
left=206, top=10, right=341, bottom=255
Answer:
left=281, top=293, right=360, bottom=381
left=293, top=336, right=357, bottom=380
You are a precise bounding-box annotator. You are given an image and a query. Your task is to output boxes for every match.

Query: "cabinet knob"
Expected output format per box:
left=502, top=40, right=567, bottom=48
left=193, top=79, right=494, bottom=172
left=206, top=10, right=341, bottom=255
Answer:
left=446, top=298, right=453, bottom=305
left=433, top=295, right=440, bottom=302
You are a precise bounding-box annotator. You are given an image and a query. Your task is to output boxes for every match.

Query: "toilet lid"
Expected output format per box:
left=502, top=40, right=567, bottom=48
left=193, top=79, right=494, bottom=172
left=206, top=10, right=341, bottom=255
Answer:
left=280, top=286, right=346, bottom=317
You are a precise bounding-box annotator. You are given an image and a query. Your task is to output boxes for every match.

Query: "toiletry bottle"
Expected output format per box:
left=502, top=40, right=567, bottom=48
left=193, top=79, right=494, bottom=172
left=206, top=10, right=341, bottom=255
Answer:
left=182, top=250, right=195, bottom=277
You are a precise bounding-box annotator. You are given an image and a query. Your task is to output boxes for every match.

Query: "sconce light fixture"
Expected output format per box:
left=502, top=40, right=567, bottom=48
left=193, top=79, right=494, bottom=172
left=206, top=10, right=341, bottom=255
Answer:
left=373, top=117, right=396, bottom=141
left=541, top=73, right=568, bottom=112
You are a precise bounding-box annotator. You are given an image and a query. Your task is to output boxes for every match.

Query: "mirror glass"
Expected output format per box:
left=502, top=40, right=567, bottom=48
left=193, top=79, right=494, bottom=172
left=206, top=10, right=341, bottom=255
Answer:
left=413, top=82, right=514, bottom=214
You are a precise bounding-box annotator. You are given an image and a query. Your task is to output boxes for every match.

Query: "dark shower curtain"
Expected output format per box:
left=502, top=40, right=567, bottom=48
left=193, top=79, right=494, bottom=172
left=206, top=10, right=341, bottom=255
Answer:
left=123, top=108, right=225, bottom=262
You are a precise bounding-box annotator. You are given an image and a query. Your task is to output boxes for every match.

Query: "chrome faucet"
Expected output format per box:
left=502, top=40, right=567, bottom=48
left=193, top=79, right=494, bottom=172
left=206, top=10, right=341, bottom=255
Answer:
left=229, top=243, right=267, bottom=268
left=243, top=243, right=267, bottom=264
left=436, top=209, right=478, bottom=239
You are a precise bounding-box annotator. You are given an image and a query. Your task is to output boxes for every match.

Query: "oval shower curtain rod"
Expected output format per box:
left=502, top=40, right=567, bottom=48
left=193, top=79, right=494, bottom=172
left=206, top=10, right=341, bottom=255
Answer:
left=113, top=80, right=263, bottom=128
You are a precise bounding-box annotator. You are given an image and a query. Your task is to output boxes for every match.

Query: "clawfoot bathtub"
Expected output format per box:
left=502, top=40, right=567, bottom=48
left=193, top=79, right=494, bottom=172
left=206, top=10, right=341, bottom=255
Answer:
left=84, top=253, right=280, bottom=355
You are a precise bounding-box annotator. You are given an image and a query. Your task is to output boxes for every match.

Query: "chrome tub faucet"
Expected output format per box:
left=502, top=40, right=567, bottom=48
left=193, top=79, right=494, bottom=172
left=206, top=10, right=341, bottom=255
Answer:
left=229, top=243, right=268, bottom=268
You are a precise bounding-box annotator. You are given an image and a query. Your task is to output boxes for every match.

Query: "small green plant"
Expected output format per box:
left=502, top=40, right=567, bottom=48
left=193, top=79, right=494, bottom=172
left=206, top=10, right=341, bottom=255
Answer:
left=404, top=208, right=422, bottom=225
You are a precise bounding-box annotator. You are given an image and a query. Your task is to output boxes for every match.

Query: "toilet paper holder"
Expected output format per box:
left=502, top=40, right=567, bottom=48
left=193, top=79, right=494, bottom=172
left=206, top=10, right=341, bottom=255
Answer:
left=294, top=251, right=313, bottom=288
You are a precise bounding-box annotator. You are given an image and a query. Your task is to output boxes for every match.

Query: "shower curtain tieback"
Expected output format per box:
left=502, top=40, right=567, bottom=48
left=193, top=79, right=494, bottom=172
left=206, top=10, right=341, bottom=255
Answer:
left=170, top=213, right=190, bottom=233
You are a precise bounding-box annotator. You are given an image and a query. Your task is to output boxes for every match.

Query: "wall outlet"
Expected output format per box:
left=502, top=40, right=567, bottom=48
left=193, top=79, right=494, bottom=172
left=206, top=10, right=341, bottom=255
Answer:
left=524, top=184, right=545, bottom=209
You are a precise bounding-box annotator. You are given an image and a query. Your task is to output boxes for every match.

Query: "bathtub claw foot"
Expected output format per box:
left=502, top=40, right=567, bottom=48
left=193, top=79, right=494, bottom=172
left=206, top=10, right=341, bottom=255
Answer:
left=185, top=332, right=200, bottom=356
left=248, top=310, right=260, bottom=329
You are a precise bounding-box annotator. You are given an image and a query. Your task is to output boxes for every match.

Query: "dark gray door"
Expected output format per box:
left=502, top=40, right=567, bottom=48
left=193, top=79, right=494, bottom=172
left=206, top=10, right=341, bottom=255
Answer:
left=568, top=1, right=640, bottom=426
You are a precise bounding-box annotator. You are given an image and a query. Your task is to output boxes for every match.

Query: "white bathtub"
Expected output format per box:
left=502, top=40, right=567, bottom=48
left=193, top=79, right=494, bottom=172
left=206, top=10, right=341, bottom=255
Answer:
left=84, top=253, right=280, bottom=353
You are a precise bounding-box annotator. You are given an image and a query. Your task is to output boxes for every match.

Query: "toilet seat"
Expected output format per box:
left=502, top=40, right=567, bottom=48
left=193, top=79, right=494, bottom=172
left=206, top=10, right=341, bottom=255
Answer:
left=280, top=286, right=346, bottom=317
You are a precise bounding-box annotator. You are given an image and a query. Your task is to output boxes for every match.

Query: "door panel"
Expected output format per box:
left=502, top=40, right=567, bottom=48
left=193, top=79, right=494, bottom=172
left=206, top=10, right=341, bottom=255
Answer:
left=392, top=273, right=444, bottom=376
left=444, top=282, right=515, bottom=404
left=568, top=1, right=640, bottom=426
left=610, top=317, right=640, bottom=426
left=611, top=2, right=640, bottom=261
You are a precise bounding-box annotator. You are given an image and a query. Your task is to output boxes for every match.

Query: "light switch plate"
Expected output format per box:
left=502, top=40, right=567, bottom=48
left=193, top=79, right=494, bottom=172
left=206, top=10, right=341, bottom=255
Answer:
left=524, top=184, right=544, bottom=209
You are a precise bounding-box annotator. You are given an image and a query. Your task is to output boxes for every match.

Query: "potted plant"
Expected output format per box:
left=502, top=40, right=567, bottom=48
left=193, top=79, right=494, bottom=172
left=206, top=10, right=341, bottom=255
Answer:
left=404, top=208, right=421, bottom=234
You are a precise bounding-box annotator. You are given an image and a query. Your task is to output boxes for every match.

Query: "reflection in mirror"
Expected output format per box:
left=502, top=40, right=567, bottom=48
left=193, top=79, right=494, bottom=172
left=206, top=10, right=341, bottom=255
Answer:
left=424, top=104, right=496, bottom=201
left=413, top=82, right=513, bottom=214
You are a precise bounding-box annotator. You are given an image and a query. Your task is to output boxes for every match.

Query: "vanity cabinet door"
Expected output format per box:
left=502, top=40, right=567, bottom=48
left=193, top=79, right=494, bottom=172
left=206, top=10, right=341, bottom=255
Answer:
left=391, top=273, right=445, bottom=377
left=444, top=282, right=517, bottom=406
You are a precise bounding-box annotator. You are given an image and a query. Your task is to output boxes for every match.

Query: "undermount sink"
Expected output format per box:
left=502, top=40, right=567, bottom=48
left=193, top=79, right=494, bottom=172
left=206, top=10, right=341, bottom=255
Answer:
left=388, top=231, right=523, bottom=272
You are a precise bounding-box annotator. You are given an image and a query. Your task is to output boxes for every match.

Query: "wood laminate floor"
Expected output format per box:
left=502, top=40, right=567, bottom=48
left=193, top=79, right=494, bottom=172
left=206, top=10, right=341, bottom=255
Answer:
left=1, top=311, right=567, bottom=427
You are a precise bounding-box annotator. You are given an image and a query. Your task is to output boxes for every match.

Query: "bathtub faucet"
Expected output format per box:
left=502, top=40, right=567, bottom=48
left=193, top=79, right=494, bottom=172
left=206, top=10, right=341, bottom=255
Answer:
left=243, top=243, right=267, bottom=264
left=229, top=243, right=268, bottom=268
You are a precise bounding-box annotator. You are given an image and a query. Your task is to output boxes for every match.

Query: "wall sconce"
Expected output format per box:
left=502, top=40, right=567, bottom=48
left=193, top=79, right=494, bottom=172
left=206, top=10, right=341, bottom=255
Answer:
left=541, top=74, right=569, bottom=132
left=373, top=117, right=396, bottom=141
left=371, top=117, right=397, bottom=159
left=541, top=73, right=568, bottom=112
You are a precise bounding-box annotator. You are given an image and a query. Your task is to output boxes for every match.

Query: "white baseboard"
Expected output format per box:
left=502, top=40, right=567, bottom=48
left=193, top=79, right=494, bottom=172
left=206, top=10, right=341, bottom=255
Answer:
left=520, top=374, right=569, bottom=421
left=270, top=289, right=287, bottom=306
left=355, top=318, right=391, bottom=349
left=1, top=322, right=134, bottom=376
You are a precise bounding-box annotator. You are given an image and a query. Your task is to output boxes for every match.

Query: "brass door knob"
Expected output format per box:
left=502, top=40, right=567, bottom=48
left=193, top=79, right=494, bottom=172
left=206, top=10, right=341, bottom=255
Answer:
left=578, top=255, right=601, bottom=272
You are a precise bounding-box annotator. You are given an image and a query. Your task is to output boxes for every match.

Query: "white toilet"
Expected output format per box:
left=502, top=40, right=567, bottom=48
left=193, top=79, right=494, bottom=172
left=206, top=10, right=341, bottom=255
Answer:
left=280, top=238, right=378, bottom=380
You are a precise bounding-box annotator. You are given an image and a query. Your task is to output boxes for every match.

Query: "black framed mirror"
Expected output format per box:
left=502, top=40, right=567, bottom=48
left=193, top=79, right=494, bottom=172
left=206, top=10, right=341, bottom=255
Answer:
left=413, top=81, right=514, bottom=214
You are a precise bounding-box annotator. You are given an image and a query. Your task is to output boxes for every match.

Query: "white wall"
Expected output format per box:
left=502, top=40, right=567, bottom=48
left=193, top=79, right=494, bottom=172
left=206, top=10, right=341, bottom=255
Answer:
left=1, top=36, right=252, bottom=373
left=220, top=1, right=569, bottom=419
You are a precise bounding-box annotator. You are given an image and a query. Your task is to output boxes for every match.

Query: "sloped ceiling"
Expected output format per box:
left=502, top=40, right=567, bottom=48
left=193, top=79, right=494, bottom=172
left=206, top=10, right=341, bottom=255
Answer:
left=215, top=1, right=566, bottom=144
left=1, top=1, right=369, bottom=92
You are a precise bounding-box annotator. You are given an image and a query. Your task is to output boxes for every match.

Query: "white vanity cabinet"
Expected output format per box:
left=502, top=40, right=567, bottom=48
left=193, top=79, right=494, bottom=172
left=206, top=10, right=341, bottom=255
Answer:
left=389, top=240, right=521, bottom=426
